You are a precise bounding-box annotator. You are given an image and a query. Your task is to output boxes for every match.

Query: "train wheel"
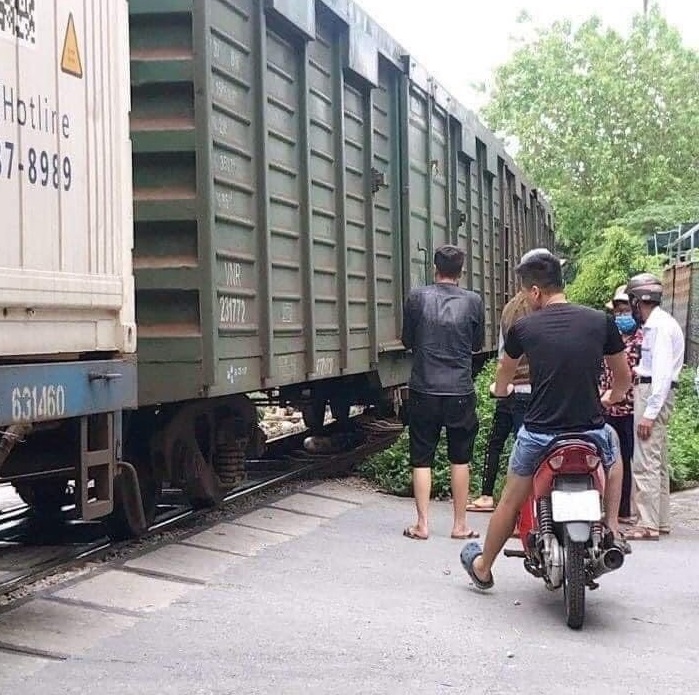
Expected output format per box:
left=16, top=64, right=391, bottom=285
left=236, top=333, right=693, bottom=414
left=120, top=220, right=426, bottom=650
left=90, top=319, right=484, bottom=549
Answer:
left=104, top=459, right=161, bottom=541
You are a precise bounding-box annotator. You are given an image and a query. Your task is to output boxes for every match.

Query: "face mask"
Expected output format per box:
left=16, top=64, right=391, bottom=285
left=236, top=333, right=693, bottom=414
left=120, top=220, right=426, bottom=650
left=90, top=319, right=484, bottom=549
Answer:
left=615, top=315, right=637, bottom=334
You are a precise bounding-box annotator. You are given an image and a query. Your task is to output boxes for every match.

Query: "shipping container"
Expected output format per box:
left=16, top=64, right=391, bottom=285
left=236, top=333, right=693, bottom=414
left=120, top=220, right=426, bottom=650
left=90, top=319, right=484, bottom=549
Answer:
left=0, top=0, right=136, bottom=359
left=0, top=1, right=137, bottom=533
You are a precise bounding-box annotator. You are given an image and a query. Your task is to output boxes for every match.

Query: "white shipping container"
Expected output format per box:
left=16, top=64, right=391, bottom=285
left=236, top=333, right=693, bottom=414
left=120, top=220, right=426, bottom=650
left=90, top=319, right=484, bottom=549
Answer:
left=0, top=0, right=135, bottom=358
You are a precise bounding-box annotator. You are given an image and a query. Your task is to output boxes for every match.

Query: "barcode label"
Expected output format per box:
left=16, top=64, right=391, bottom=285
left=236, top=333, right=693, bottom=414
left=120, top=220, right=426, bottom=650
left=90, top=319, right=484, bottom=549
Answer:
left=0, top=0, right=36, bottom=45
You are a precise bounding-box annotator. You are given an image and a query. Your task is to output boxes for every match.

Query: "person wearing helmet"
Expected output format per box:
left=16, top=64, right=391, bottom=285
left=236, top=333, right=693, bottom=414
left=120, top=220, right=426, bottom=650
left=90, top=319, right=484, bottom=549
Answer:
left=461, top=249, right=632, bottom=590
left=599, top=285, right=643, bottom=524
left=624, top=272, right=684, bottom=541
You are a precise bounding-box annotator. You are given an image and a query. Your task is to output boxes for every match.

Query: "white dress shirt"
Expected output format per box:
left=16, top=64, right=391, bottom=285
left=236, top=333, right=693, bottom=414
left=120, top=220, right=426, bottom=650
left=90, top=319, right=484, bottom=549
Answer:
left=635, top=306, right=685, bottom=420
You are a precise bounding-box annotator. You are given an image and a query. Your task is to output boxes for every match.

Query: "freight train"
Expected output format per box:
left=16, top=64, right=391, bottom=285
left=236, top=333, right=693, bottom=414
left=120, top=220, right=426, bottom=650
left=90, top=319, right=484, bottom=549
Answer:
left=0, top=0, right=554, bottom=540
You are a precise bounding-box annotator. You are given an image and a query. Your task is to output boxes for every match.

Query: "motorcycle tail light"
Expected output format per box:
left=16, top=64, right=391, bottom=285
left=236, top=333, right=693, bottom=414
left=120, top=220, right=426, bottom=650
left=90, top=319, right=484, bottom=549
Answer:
left=586, top=454, right=601, bottom=470
left=548, top=455, right=564, bottom=470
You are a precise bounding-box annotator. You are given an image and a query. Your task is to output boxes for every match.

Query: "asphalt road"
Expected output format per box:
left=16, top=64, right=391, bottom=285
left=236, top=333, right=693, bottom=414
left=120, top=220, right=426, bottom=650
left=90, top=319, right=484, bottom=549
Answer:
left=0, top=478, right=697, bottom=695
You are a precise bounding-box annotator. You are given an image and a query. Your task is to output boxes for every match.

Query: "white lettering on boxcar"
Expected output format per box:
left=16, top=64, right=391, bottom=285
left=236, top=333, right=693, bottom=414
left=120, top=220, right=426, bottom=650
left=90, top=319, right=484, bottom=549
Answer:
left=219, top=296, right=246, bottom=325
left=224, top=261, right=242, bottom=287
left=215, top=189, right=234, bottom=214
left=11, top=384, right=66, bottom=422
left=217, top=152, right=236, bottom=177
left=211, top=37, right=238, bottom=72
left=213, top=77, right=237, bottom=107
left=213, top=114, right=229, bottom=137
left=226, top=364, right=248, bottom=384
left=315, top=357, right=334, bottom=377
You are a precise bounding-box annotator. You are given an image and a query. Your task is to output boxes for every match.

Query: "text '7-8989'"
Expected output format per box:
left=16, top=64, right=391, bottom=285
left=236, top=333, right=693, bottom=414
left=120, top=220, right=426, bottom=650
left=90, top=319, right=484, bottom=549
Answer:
left=0, top=141, right=73, bottom=190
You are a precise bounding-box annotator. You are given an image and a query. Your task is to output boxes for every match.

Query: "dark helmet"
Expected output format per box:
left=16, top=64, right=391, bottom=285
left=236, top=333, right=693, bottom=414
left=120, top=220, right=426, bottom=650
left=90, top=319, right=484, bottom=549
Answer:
left=626, top=272, right=663, bottom=304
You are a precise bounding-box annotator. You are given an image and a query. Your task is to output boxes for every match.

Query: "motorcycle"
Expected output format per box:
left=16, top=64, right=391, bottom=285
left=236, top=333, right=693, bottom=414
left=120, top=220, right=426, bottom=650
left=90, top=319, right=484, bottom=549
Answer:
left=494, top=389, right=626, bottom=629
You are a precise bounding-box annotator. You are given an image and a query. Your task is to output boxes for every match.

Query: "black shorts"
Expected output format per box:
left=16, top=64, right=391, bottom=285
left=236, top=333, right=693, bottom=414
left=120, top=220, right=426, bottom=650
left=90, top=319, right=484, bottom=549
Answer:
left=408, top=390, right=479, bottom=468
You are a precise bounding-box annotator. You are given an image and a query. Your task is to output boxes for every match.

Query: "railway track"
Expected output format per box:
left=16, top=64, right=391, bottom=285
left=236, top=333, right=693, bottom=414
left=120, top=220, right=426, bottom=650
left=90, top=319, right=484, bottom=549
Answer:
left=0, top=413, right=402, bottom=600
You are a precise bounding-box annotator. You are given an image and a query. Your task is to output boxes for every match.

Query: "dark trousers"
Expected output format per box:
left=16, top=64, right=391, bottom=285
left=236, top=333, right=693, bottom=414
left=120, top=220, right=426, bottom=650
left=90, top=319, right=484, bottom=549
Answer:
left=605, top=413, right=634, bottom=518
left=480, top=394, right=531, bottom=497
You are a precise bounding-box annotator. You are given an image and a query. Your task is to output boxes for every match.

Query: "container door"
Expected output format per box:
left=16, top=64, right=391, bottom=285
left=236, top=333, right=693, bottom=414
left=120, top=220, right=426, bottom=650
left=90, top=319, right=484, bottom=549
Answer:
left=372, top=58, right=403, bottom=350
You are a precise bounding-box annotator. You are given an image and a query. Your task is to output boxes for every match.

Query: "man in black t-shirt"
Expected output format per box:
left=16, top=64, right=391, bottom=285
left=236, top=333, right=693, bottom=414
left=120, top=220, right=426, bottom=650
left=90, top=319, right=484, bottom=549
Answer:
left=461, top=249, right=631, bottom=591
left=401, top=245, right=485, bottom=541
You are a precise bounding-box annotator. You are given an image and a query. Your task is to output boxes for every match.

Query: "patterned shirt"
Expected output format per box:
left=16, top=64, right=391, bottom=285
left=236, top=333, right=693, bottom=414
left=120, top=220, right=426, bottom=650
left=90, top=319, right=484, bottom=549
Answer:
left=599, top=329, right=643, bottom=417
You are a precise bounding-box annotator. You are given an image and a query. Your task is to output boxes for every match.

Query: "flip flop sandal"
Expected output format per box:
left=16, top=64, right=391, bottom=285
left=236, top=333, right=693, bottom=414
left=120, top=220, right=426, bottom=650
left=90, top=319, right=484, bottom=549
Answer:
left=624, top=526, right=660, bottom=541
left=403, top=526, right=428, bottom=540
left=451, top=529, right=480, bottom=540
left=466, top=502, right=495, bottom=512
left=460, top=541, right=494, bottom=591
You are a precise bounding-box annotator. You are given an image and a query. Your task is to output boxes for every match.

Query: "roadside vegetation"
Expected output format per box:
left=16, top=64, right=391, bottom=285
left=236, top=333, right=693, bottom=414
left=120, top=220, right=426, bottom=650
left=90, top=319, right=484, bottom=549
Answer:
left=360, top=360, right=699, bottom=498
left=359, top=3, right=699, bottom=498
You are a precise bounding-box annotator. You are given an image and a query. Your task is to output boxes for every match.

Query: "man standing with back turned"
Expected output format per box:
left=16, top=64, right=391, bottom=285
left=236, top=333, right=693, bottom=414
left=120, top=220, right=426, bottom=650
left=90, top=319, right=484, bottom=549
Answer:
left=461, top=249, right=632, bottom=590
left=401, top=245, right=485, bottom=541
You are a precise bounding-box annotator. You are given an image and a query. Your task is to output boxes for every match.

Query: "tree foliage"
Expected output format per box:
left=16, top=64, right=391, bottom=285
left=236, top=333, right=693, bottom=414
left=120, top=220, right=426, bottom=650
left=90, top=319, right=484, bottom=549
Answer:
left=481, top=5, right=699, bottom=256
left=565, top=226, right=662, bottom=308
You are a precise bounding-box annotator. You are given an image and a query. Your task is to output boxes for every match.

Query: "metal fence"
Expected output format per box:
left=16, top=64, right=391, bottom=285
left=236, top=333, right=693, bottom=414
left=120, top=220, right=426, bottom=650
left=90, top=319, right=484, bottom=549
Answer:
left=662, top=261, right=699, bottom=367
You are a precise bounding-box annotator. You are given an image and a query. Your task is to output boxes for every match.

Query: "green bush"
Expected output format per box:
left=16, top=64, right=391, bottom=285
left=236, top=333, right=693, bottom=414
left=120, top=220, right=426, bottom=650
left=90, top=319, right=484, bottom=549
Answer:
left=359, top=359, right=513, bottom=499
left=668, top=366, right=699, bottom=491
left=360, top=362, right=699, bottom=497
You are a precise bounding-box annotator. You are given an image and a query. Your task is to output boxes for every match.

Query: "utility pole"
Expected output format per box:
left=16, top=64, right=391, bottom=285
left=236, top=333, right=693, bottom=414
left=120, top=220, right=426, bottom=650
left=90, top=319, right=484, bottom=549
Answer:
left=643, top=0, right=649, bottom=16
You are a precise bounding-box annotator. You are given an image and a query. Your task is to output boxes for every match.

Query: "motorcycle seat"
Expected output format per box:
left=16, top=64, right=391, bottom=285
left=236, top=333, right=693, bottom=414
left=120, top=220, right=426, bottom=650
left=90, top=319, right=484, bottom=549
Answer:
left=537, top=433, right=603, bottom=463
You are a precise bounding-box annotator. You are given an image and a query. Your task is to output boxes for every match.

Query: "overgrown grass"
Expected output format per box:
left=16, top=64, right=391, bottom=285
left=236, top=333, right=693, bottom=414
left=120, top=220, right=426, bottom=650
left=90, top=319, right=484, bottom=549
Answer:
left=668, top=366, right=699, bottom=491
left=360, top=360, right=699, bottom=498
left=360, top=359, right=511, bottom=499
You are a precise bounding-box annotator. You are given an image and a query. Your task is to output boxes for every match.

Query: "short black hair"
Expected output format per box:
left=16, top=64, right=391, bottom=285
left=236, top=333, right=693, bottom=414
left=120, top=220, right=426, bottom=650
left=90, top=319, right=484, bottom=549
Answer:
left=434, top=245, right=465, bottom=279
left=515, top=248, right=563, bottom=291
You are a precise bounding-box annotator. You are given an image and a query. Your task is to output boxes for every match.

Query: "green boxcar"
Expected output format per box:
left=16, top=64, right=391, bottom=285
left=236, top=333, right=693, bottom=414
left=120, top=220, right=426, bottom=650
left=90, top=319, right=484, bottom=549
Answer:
left=127, top=0, right=554, bottom=407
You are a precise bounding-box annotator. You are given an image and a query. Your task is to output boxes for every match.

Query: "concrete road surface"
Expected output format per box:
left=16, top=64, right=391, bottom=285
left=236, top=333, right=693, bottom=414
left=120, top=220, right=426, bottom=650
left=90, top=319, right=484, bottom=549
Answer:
left=1, top=478, right=698, bottom=695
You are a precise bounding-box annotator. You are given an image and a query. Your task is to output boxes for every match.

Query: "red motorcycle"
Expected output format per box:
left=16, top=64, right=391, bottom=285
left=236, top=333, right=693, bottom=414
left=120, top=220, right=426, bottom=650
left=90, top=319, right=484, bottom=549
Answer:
left=503, top=431, right=626, bottom=629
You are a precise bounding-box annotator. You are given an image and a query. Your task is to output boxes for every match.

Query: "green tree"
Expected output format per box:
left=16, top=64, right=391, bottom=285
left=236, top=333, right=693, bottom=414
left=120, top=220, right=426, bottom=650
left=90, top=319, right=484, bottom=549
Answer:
left=565, top=226, right=662, bottom=307
left=481, top=5, right=699, bottom=257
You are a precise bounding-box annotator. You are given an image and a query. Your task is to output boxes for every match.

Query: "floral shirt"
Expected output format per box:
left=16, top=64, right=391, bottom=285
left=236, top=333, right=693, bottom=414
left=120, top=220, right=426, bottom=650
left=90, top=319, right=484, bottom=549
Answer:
left=599, top=329, right=643, bottom=417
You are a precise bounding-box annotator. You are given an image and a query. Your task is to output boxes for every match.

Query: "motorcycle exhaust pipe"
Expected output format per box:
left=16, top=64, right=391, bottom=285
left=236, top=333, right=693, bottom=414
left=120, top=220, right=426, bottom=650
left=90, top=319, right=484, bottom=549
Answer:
left=590, top=547, right=625, bottom=579
left=602, top=546, right=624, bottom=571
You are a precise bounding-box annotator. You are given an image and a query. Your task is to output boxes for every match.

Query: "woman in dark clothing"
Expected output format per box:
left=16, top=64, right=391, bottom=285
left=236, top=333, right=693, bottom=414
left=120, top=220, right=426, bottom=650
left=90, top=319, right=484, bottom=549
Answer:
left=468, top=291, right=532, bottom=513
left=600, top=285, right=643, bottom=523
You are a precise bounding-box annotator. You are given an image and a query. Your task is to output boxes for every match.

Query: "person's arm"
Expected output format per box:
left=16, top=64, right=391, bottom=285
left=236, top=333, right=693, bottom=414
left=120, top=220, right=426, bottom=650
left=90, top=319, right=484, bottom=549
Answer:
left=472, top=296, right=486, bottom=354
left=642, top=327, right=674, bottom=420
left=401, top=292, right=415, bottom=350
left=497, top=327, right=505, bottom=360
left=493, top=323, right=523, bottom=396
left=602, top=352, right=632, bottom=405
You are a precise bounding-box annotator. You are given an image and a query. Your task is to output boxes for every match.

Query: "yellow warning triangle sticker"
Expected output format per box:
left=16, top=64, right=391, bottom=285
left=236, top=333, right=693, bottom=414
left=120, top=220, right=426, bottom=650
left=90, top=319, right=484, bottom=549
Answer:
left=61, top=13, right=83, bottom=79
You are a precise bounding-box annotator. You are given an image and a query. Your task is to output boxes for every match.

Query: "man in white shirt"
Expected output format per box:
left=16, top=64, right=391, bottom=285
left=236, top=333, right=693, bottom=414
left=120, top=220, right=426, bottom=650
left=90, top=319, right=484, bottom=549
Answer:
left=624, top=273, right=685, bottom=541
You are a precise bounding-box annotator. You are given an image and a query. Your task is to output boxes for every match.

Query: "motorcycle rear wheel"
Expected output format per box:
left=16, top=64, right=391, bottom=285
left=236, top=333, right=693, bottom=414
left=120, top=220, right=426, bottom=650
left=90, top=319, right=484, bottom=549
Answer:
left=563, top=536, right=586, bottom=629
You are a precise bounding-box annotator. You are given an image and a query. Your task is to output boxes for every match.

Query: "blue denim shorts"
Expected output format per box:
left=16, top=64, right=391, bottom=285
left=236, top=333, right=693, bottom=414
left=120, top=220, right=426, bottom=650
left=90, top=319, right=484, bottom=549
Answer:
left=508, top=424, right=619, bottom=478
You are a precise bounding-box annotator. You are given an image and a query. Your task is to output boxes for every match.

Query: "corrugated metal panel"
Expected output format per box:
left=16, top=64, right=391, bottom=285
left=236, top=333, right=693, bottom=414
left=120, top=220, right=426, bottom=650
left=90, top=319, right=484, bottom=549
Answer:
left=405, top=83, right=430, bottom=289
left=688, top=262, right=699, bottom=367
left=672, top=264, right=691, bottom=339
left=1, top=1, right=135, bottom=358
left=129, top=0, right=553, bottom=404
left=372, top=58, right=402, bottom=350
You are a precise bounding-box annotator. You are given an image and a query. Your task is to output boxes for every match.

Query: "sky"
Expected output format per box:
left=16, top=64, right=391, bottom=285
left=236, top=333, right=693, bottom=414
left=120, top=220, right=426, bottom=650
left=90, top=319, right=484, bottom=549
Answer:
left=352, top=0, right=699, bottom=114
